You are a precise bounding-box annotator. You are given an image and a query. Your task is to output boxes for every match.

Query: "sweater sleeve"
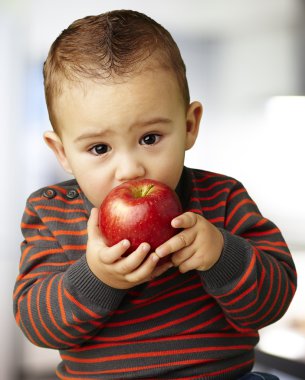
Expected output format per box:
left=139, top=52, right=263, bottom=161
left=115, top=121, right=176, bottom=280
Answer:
left=13, top=195, right=127, bottom=350
left=199, top=180, right=297, bottom=332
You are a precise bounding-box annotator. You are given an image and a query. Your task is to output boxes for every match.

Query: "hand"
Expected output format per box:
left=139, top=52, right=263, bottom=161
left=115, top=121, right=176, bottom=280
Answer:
left=86, top=208, right=173, bottom=289
left=155, top=212, right=224, bottom=273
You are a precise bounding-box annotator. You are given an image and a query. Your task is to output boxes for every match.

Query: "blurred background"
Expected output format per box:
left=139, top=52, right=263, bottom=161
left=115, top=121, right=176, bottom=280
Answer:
left=1, top=0, right=305, bottom=379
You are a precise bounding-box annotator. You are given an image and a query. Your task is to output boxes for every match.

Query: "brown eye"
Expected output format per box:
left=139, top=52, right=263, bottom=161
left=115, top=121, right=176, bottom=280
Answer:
left=140, top=134, right=161, bottom=145
left=90, top=144, right=111, bottom=155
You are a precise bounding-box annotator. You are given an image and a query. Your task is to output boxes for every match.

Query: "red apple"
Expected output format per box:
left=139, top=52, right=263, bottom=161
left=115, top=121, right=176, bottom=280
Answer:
left=99, top=179, right=182, bottom=257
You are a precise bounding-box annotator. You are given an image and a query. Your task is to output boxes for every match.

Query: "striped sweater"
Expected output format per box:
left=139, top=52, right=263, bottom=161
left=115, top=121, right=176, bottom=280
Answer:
left=13, top=167, right=297, bottom=379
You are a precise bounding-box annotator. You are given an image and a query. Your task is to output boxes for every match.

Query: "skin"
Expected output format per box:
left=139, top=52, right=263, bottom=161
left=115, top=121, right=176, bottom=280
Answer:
left=44, top=66, right=224, bottom=289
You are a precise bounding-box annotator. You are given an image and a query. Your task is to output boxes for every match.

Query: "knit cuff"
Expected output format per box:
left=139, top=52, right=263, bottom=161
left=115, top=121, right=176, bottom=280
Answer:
left=65, top=255, right=127, bottom=311
left=199, top=229, right=252, bottom=290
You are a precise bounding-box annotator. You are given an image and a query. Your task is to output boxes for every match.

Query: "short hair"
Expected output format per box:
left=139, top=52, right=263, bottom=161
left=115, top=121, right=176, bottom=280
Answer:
left=43, top=9, right=190, bottom=131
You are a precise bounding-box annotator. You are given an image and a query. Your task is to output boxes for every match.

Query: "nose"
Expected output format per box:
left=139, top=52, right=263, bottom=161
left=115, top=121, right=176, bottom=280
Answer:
left=115, top=154, right=145, bottom=182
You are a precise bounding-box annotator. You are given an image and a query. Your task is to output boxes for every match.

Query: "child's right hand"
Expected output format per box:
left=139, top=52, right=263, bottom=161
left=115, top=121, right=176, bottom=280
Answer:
left=86, top=208, right=173, bottom=289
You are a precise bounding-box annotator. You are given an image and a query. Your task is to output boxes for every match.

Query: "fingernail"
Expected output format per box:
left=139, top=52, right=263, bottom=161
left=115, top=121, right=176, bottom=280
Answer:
left=121, top=239, right=130, bottom=248
left=141, top=243, right=150, bottom=252
left=151, top=253, right=159, bottom=262
left=172, top=219, right=180, bottom=228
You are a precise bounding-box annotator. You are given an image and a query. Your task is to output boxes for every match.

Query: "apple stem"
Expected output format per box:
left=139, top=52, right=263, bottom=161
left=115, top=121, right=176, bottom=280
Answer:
left=142, top=184, right=154, bottom=197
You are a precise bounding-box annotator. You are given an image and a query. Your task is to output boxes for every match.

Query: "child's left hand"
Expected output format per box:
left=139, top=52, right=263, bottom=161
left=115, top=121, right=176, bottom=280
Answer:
left=155, top=212, right=224, bottom=273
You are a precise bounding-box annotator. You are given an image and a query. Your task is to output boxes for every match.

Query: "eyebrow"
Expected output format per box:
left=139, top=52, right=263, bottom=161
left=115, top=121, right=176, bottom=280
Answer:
left=73, top=117, right=172, bottom=143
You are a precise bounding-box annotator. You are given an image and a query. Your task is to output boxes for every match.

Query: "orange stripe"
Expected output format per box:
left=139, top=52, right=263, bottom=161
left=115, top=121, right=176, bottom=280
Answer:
left=254, top=240, right=286, bottom=247
left=54, top=229, right=87, bottom=236
left=27, top=235, right=56, bottom=242
left=194, top=179, right=236, bottom=192
left=203, top=201, right=226, bottom=212
left=221, top=281, right=257, bottom=308
left=62, top=245, right=86, bottom=251
left=37, top=281, right=73, bottom=347
left=19, top=245, right=32, bottom=269
left=64, top=358, right=254, bottom=379
left=36, top=205, right=87, bottom=214
left=29, top=193, right=84, bottom=205
left=225, top=199, right=255, bottom=227
left=217, top=252, right=256, bottom=299
left=31, top=261, right=76, bottom=271
left=46, top=276, right=77, bottom=339
left=19, top=271, right=54, bottom=280
left=58, top=278, right=88, bottom=334
left=107, top=294, right=208, bottom=327
left=25, top=207, right=36, bottom=217
left=192, top=172, right=218, bottom=182
left=62, top=344, right=251, bottom=364
left=29, top=196, right=44, bottom=203
left=54, top=197, right=84, bottom=205
left=244, top=260, right=279, bottom=326
left=227, top=187, right=247, bottom=202
left=243, top=227, right=280, bottom=237
left=64, top=289, right=101, bottom=319
left=255, top=245, right=290, bottom=257
left=42, top=216, right=87, bottom=223
left=252, top=217, right=268, bottom=228
left=72, top=330, right=257, bottom=352
left=21, top=223, right=47, bottom=230
left=29, top=248, right=63, bottom=262
left=191, top=188, right=230, bottom=201
left=18, top=301, right=38, bottom=346
left=14, top=278, right=43, bottom=300
left=65, top=359, right=212, bottom=376
left=207, top=216, right=225, bottom=224
left=181, top=313, right=224, bottom=335
left=27, top=286, right=57, bottom=347
left=72, top=313, right=101, bottom=327
left=231, top=212, right=260, bottom=234
left=15, top=311, right=20, bottom=325
left=96, top=303, right=214, bottom=342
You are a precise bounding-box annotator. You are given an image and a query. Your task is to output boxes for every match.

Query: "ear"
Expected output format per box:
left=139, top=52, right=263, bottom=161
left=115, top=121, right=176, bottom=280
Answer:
left=43, top=131, right=73, bottom=174
left=185, top=101, right=203, bottom=150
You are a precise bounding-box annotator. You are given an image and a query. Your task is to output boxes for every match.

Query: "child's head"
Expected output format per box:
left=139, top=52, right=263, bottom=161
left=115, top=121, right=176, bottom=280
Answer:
left=44, top=10, right=190, bottom=133
left=43, top=10, right=202, bottom=207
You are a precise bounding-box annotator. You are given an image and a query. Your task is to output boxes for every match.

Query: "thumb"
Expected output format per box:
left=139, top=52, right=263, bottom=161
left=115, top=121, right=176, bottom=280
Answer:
left=87, top=207, right=103, bottom=241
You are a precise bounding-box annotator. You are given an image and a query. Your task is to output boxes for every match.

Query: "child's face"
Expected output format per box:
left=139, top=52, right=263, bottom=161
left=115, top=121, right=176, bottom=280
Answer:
left=45, top=68, right=202, bottom=207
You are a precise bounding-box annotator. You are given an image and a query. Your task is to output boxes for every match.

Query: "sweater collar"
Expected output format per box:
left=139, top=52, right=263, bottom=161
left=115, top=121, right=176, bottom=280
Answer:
left=175, top=166, right=193, bottom=212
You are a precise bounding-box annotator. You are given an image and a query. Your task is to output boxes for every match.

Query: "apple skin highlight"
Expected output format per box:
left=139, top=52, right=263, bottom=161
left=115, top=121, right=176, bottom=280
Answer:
left=99, top=179, right=182, bottom=255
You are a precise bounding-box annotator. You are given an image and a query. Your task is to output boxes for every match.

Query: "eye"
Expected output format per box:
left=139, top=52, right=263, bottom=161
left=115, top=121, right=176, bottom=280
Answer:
left=89, top=144, right=111, bottom=156
left=140, top=134, right=161, bottom=146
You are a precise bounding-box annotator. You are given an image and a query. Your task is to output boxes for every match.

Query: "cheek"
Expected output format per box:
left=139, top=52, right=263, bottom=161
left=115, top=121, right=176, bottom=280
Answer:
left=70, top=167, right=107, bottom=207
left=155, top=149, right=185, bottom=189
left=80, top=181, right=110, bottom=208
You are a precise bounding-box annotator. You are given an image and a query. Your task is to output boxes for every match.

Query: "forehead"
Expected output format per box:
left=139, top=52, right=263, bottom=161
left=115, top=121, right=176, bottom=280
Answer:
left=53, top=66, right=185, bottom=134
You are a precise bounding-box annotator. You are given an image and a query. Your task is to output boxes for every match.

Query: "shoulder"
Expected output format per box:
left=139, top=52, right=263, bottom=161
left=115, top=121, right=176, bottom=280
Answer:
left=27, top=178, right=82, bottom=205
left=185, top=167, right=240, bottom=188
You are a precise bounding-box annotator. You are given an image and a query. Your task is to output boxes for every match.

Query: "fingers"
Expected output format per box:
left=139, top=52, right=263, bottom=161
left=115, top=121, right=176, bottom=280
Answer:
left=155, top=228, right=195, bottom=259
left=104, top=244, right=173, bottom=285
left=171, top=212, right=197, bottom=229
left=87, top=208, right=101, bottom=241
left=113, top=243, right=151, bottom=272
left=87, top=209, right=174, bottom=288
left=154, top=212, right=197, bottom=257
left=124, top=252, right=161, bottom=283
left=88, top=208, right=131, bottom=264
left=99, top=239, right=131, bottom=264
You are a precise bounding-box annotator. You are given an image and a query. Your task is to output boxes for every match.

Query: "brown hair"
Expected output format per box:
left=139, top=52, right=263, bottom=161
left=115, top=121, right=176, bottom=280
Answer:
left=43, top=10, right=190, bottom=131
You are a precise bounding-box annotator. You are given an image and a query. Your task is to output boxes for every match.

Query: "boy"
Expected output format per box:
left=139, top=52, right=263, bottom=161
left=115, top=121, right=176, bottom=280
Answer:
left=14, top=10, right=296, bottom=380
